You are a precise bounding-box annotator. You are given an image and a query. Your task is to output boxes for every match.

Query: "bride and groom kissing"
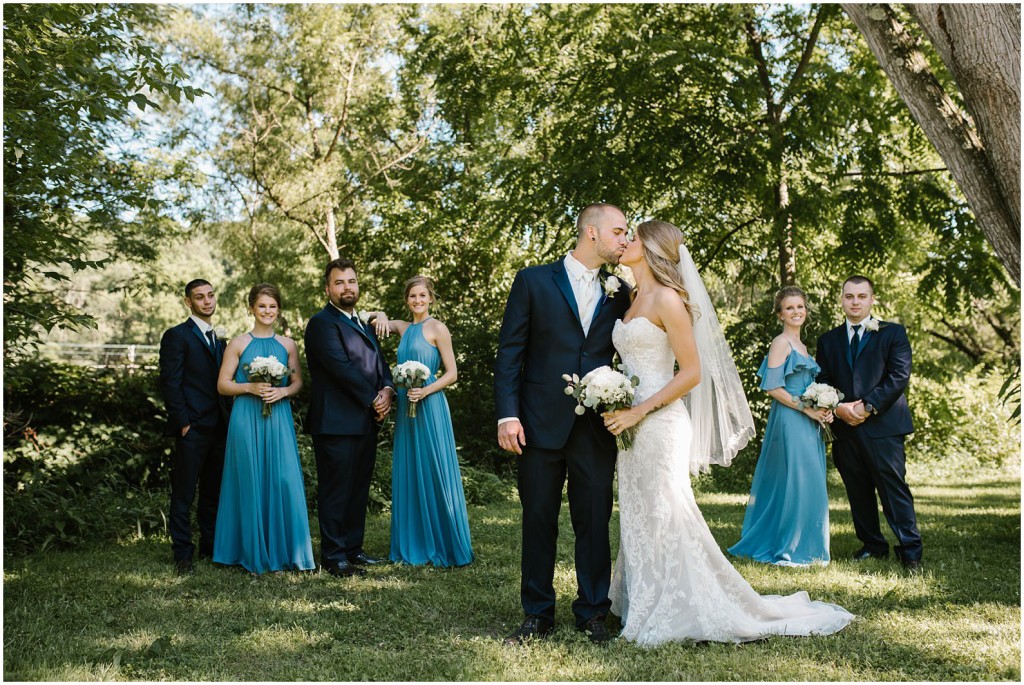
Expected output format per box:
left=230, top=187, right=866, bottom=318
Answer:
left=494, top=203, right=855, bottom=647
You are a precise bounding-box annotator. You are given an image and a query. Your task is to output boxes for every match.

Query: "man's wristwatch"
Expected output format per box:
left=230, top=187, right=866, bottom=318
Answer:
left=863, top=402, right=878, bottom=416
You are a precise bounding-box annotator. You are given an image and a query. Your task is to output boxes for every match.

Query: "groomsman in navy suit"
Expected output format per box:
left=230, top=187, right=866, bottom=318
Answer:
left=495, top=203, right=632, bottom=644
left=816, top=275, right=922, bottom=572
left=305, top=258, right=395, bottom=578
left=159, top=279, right=232, bottom=575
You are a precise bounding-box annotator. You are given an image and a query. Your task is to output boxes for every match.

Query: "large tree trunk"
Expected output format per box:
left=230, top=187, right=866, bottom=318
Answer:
left=906, top=4, right=1020, bottom=231
left=842, top=3, right=1021, bottom=285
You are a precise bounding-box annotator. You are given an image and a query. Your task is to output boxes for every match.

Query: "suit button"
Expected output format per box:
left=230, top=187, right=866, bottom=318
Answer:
left=582, top=352, right=589, bottom=358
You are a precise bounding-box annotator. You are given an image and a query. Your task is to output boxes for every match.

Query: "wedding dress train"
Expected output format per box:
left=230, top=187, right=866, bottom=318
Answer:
left=609, top=317, right=853, bottom=646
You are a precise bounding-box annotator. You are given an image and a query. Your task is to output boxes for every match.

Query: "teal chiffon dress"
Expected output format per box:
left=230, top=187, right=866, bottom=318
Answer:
left=390, top=320, right=474, bottom=567
left=728, top=346, right=831, bottom=566
left=213, top=334, right=315, bottom=574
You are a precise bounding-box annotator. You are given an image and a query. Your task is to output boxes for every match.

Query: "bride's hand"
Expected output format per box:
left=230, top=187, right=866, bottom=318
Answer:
left=602, top=407, right=645, bottom=436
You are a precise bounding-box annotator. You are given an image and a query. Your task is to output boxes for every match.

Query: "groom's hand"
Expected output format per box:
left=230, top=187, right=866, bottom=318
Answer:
left=836, top=401, right=866, bottom=426
left=498, top=419, right=526, bottom=455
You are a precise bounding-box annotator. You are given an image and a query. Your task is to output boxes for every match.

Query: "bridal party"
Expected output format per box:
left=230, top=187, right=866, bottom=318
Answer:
left=158, top=202, right=929, bottom=647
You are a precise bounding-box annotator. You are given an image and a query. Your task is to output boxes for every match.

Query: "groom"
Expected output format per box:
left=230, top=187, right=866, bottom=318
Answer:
left=816, top=275, right=922, bottom=572
left=158, top=279, right=232, bottom=575
left=305, top=258, right=395, bottom=578
left=495, top=203, right=631, bottom=644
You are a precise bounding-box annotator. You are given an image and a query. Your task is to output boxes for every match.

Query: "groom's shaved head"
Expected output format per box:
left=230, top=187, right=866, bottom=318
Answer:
left=576, top=203, right=624, bottom=240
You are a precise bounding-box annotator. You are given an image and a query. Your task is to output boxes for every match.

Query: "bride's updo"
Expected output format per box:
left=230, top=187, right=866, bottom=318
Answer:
left=636, top=220, right=696, bottom=321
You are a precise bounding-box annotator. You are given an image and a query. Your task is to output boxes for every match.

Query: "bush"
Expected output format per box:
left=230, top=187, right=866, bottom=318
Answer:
left=4, top=360, right=171, bottom=554
left=906, top=367, right=1020, bottom=469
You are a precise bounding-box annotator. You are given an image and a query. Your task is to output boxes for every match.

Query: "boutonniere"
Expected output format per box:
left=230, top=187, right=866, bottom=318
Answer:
left=603, top=275, right=621, bottom=299
left=862, top=318, right=880, bottom=333
left=214, top=326, right=228, bottom=339
left=358, top=310, right=373, bottom=324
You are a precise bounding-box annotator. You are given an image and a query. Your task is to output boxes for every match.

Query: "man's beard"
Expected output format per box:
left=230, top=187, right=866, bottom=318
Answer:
left=335, top=292, right=359, bottom=309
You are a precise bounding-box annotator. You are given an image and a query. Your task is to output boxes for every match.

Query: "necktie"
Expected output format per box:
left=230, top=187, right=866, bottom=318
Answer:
left=205, top=329, right=216, bottom=353
left=850, top=324, right=862, bottom=365
left=351, top=313, right=364, bottom=333
left=578, top=270, right=598, bottom=333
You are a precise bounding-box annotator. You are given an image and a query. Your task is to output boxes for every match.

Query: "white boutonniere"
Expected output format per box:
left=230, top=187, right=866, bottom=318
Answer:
left=214, top=326, right=228, bottom=339
left=603, top=275, right=621, bottom=299
left=862, top=318, right=880, bottom=332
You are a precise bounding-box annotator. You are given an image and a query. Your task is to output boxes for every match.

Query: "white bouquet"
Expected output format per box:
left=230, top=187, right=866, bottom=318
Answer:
left=244, top=355, right=291, bottom=417
left=392, top=360, right=432, bottom=417
left=563, top=365, right=640, bottom=451
left=797, top=382, right=844, bottom=443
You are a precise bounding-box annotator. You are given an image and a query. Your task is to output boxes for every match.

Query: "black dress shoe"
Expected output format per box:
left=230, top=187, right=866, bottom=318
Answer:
left=323, top=560, right=366, bottom=577
left=901, top=558, right=924, bottom=574
left=503, top=616, right=554, bottom=645
left=852, top=547, right=889, bottom=561
left=175, top=559, right=195, bottom=576
left=349, top=552, right=386, bottom=566
left=579, top=615, right=612, bottom=644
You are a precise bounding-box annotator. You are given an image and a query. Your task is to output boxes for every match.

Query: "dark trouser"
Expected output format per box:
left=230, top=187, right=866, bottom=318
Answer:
left=833, top=431, right=922, bottom=561
left=313, top=432, right=378, bottom=565
left=169, top=428, right=226, bottom=562
left=518, top=415, right=617, bottom=628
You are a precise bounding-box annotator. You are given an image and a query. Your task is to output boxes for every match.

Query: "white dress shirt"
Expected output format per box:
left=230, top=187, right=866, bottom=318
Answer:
left=563, top=252, right=601, bottom=336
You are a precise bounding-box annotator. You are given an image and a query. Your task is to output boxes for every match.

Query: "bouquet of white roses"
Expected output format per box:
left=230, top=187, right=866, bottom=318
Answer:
left=392, top=360, right=432, bottom=417
left=244, top=355, right=291, bottom=417
left=563, top=365, right=641, bottom=451
left=797, top=382, right=844, bottom=443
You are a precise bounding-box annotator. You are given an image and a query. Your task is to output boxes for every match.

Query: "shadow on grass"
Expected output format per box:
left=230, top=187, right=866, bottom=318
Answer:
left=3, top=476, right=1019, bottom=680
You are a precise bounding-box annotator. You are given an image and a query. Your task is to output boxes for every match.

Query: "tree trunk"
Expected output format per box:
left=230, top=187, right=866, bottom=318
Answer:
left=325, top=209, right=339, bottom=259
left=842, top=3, right=1021, bottom=285
left=775, top=175, right=796, bottom=286
left=906, top=4, right=1020, bottom=230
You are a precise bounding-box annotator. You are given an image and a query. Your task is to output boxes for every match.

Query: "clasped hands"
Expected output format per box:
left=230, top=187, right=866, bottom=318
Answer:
left=249, top=382, right=287, bottom=405
left=834, top=400, right=870, bottom=426
left=373, top=387, right=395, bottom=422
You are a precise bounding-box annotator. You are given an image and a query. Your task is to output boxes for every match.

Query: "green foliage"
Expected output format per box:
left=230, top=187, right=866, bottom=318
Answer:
left=3, top=4, right=205, bottom=346
left=907, top=368, right=1021, bottom=468
left=3, top=360, right=170, bottom=553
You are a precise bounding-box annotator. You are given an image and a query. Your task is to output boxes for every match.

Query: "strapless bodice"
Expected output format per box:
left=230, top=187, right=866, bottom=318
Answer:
left=613, top=317, right=676, bottom=404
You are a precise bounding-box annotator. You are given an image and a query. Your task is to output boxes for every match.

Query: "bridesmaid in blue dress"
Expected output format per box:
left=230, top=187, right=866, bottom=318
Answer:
left=729, top=287, right=834, bottom=567
left=369, top=275, right=474, bottom=567
left=213, top=283, right=315, bottom=574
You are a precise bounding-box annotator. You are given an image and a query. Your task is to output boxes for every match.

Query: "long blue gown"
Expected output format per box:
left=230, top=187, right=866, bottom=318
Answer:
left=390, top=320, right=474, bottom=567
left=213, top=334, right=315, bottom=574
left=728, top=346, right=831, bottom=566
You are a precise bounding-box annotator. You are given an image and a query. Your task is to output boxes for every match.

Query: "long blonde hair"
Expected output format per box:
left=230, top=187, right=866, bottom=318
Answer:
left=636, top=220, right=696, bottom=321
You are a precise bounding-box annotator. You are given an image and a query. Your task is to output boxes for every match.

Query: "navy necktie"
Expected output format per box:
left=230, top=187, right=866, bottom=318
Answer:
left=850, top=324, right=862, bottom=365
left=205, top=329, right=216, bottom=353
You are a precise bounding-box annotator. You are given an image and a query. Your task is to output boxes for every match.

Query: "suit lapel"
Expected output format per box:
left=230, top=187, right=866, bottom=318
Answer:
left=330, top=305, right=377, bottom=350
left=188, top=319, right=215, bottom=358
left=552, top=261, right=583, bottom=330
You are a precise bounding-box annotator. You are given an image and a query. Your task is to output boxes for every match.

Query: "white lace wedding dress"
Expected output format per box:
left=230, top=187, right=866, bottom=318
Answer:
left=609, top=317, right=854, bottom=647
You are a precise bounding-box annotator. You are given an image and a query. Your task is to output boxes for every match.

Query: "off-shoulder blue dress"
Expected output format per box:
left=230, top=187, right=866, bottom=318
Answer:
left=728, top=346, right=831, bottom=566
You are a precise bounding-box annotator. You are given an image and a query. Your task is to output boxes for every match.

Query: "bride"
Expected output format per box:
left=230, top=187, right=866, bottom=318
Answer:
left=602, top=220, right=854, bottom=647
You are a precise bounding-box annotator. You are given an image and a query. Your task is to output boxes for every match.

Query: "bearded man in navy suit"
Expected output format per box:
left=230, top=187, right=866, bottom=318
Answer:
left=305, top=258, right=395, bottom=578
left=159, top=279, right=232, bottom=575
left=495, top=203, right=632, bottom=644
left=816, top=275, right=922, bottom=572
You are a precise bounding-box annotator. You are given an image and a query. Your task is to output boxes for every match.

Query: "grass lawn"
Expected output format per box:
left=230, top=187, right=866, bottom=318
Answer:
left=3, top=462, right=1020, bottom=681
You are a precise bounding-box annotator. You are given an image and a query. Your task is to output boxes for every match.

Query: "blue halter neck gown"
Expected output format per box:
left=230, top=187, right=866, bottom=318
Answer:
left=213, top=334, right=315, bottom=574
left=728, top=346, right=831, bottom=566
left=390, top=320, right=474, bottom=567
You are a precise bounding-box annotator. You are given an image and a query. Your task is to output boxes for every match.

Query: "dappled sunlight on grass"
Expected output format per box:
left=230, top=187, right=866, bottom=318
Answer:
left=4, top=466, right=1018, bottom=681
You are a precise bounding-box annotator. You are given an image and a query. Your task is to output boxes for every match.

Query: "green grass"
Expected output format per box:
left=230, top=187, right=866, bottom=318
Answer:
left=4, top=462, right=1020, bottom=681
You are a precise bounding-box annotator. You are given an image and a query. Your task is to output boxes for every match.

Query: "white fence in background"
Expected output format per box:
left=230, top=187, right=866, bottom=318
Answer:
left=40, top=343, right=160, bottom=371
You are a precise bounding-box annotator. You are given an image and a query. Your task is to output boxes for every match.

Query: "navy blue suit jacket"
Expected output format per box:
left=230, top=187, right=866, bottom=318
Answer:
left=159, top=319, right=231, bottom=437
left=816, top=321, right=914, bottom=440
left=304, top=304, right=395, bottom=436
left=494, top=259, right=632, bottom=451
